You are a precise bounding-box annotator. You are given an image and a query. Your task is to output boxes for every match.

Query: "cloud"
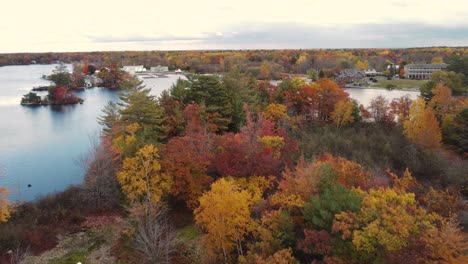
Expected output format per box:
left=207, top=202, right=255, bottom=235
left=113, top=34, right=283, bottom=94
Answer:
left=216, top=5, right=235, bottom=11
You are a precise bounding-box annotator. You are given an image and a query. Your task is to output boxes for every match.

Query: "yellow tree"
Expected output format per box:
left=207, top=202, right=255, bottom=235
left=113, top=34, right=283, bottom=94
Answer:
left=403, top=98, right=442, bottom=149
left=260, top=61, right=271, bottom=80
left=431, top=56, right=444, bottom=64
left=263, top=103, right=288, bottom=124
left=0, top=169, right=9, bottom=223
left=0, top=187, right=9, bottom=223
left=194, top=178, right=258, bottom=261
left=117, top=144, right=171, bottom=205
left=332, top=188, right=439, bottom=257
left=429, top=83, right=452, bottom=120
left=331, top=100, right=355, bottom=127
left=355, top=60, right=369, bottom=70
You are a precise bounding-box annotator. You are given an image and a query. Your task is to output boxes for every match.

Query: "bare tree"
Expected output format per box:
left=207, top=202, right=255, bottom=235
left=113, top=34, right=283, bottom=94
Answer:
left=79, top=134, right=120, bottom=210
left=6, top=245, right=30, bottom=264
left=133, top=205, right=177, bottom=264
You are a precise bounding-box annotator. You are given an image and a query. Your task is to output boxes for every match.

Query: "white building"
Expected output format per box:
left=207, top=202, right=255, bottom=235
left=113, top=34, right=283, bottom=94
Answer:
left=150, top=65, right=169, bottom=72
left=404, top=63, right=447, bottom=79
left=122, top=65, right=146, bottom=74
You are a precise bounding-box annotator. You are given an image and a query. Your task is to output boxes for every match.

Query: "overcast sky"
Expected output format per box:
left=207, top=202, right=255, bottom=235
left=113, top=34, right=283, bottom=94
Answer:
left=1, top=0, right=467, bottom=52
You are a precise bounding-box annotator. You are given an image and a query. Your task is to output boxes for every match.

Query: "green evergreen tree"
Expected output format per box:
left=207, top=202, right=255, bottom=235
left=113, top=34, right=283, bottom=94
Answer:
left=98, top=101, right=121, bottom=135
left=185, top=74, right=232, bottom=133
left=118, top=78, right=166, bottom=142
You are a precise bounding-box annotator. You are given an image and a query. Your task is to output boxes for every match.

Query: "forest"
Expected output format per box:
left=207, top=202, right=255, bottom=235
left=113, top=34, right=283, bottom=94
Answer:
left=1, top=47, right=468, bottom=80
left=0, top=48, right=467, bottom=263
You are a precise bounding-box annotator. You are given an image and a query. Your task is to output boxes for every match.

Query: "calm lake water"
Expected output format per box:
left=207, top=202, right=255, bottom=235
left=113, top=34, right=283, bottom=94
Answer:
left=0, top=65, right=419, bottom=201
left=0, top=64, right=184, bottom=201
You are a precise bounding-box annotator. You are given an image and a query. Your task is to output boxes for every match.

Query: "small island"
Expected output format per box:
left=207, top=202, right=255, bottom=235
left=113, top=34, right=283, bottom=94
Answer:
left=21, top=64, right=86, bottom=106
left=21, top=86, right=83, bottom=106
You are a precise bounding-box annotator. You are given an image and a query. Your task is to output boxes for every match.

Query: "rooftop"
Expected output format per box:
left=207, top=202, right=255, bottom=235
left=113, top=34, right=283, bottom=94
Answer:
left=405, top=63, right=447, bottom=68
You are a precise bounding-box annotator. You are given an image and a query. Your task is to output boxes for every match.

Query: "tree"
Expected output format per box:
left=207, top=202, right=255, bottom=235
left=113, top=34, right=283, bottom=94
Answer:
left=260, top=61, right=271, bottom=80
left=403, top=98, right=442, bottom=149
left=368, top=96, right=391, bottom=124
left=119, top=78, right=166, bottom=142
left=332, top=188, right=439, bottom=260
left=442, top=108, right=468, bottom=154
left=303, top=178, right=363, bottom=231
left=355, top=60, right=369, bottom=70
left=80, top=136, right=119, bottom=210
left=0, top=170, right=9, bottom=223
left=48, top=85, right=67, bottom=101
left=420, top=80, right=437, bottom=101
left=263, top=103, right=288, bottom=124
left=194, top=178, right=257, bottom=261
left=117, top=145, right=171, bottom=205
left=161, top=103, right=214, bottom=209
left=331, top=100, right=355, bottom=127
left=389, top=96, right=411, bottom=126
left=133, top=205, right=176, bottom=264
left=185, top=74, right=233, bottom=133
left=46, top=63, right=70, bottom=87
left=98, top=101, right=121, bottom=135
left=431, top=56, right=444, bottom=64
left=223, top=68, right=259, bottom=131
left=431, top=70, right=467, bottom=96
left=429, top=83, right=452, bottom=120
left=307, top=69, right=318, bottom=82
left=315, top=78, right=349, bottom=121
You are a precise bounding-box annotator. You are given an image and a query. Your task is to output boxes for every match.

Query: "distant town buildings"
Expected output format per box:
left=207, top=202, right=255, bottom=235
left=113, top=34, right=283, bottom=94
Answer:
left=337, top=69, right=366, bottom=83
left=404, top=63, right=447, bottom=79
left=150, top=65, right=169, bottom=72
left=122, top=65, right=146, bottom=74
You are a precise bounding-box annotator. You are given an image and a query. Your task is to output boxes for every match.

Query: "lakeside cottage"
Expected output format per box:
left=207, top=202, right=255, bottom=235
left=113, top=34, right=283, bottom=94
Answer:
left=404, top=63, right=447, bottom=79
left=84, top=75, right=102, bottom=88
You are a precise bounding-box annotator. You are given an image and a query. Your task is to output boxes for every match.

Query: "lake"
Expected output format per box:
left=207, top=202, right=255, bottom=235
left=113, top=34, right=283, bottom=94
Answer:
left=0, top=65, right=420, bottom=201
left=0, top=64, right=184, bottom=201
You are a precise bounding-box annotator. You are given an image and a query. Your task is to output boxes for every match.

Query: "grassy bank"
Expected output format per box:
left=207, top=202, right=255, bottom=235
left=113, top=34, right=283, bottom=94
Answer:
left=370, top=77, right=428, bottom=89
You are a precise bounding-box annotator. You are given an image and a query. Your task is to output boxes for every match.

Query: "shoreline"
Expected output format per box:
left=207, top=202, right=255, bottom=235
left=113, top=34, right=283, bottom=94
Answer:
left=345, top=85, right=420, bottom=92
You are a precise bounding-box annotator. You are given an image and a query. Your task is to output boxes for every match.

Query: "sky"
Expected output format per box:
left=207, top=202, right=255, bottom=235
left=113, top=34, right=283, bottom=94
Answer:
left=1, top=0, right=467, bottom=53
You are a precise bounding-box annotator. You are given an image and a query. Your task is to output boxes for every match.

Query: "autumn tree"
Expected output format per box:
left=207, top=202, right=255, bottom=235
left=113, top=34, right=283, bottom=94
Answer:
left=368, top=95, right=391, bottom=124
left=315, top=78, right=349, bottom=121
left=158, top=90, right=185, bottom=138
left=389, top=96, right=411, bottom=126
left=48, top=85, right=67, bottom=101
left=0, top=169, right=9, bottom=223
left=260, top=61, right=271, bottom=80
left=117, top=144, right=171, bottom=205
left=161, top=103, right=214, bottom=209
left=355, top=60, right=369, bottom=70
left=331, top=100, right=355, bottom=127
left=429, top=83, right=452, bottom=120
left=194, top=178, right=258, bottom=261
left=263, top=103, right=288, bottom=125
left=431, top=56, right=444, bottom=64
left=332, top=188, right=440, bottom=261
left=403, top=98, right=442, bottom=149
